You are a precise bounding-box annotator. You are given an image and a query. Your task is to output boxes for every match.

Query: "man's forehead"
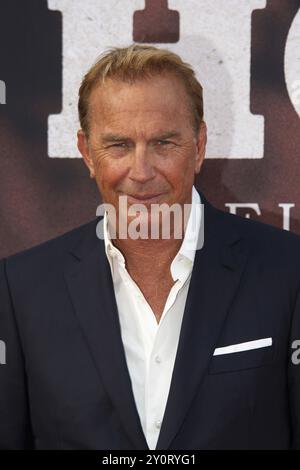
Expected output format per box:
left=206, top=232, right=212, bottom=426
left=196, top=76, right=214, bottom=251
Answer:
left=87, top=74, right=195, bottom=136
left=89, top=102, right=191, bottom=137
left=89, top=73, right=190, bottom=108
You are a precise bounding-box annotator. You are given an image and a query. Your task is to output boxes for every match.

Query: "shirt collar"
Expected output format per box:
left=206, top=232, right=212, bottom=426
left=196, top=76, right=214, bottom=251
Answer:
left=170, top=185, right=201, bottom=282
left=103, top=185, right=202, bottom=282
left=103, top=211, right=125, bottom=276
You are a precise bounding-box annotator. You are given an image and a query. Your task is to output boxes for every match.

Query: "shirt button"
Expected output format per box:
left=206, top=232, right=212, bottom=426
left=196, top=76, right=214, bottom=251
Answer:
left=154, top=355, right=162, bottom=364
left=155, top=420, right=162, bottom=430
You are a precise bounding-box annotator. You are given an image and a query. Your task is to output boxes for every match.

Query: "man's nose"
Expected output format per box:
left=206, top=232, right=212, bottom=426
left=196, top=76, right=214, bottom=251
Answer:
left=128, top=145, right=156, bottom=183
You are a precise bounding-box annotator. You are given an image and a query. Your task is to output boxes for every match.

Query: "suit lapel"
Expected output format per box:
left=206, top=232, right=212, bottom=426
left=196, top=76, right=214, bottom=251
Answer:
left=155, top=194, right=249, bottom=449
left=63, top=192, right=249, bottom=451
left=64, top=221, right=148, bottom=449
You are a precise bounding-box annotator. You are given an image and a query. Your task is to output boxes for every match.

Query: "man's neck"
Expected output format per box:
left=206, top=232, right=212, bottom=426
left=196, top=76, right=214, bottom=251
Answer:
left=113, top=236, right=183, bottom=277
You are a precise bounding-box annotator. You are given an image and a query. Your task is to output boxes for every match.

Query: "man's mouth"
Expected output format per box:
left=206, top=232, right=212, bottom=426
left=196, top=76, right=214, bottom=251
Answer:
left=121, top=193, right=165, bottom=203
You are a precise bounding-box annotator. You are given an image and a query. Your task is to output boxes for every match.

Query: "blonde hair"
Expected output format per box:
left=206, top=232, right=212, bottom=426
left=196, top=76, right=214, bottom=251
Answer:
left=78, top=44, right=204, bottom=136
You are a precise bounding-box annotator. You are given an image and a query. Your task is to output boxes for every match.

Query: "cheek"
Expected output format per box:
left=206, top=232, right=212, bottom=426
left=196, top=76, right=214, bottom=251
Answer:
left=94, top=155, right=129, bottom=192
left=158, top=152, right=195, bottom=183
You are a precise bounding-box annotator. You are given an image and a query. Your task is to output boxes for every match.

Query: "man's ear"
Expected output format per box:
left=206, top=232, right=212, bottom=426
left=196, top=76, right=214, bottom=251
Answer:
left=195, top=121, right=207, bottom=175
left=77, top=129, right=95, bottom=178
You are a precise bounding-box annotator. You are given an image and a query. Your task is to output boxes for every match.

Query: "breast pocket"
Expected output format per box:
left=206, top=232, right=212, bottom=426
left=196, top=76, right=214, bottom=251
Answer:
left=209, top=338, right=275, bottom=374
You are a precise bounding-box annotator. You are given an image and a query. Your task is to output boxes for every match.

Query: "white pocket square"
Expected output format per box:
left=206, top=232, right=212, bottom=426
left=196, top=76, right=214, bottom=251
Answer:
left=213, top=337, right=272, bottom=356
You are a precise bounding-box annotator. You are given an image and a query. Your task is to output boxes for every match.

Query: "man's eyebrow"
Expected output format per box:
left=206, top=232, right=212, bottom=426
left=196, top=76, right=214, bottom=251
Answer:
left=153, top=131, right=181, bottom=140
left=100, top=131, right=181, bottom=143
left=100, top=134, right=130, bottom=143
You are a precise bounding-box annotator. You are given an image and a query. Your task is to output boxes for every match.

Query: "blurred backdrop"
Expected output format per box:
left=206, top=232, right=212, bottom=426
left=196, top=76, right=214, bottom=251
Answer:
left=0, top=0, right=299, bottom=258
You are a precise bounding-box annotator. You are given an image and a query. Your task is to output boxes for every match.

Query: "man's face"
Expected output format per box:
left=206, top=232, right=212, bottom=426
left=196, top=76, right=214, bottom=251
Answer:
left=78, top=73, right=206, bottom=231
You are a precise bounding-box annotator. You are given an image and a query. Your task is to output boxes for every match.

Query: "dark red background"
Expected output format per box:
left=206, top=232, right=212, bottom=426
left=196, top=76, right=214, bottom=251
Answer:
left=0, top=0, right=299, bottom=259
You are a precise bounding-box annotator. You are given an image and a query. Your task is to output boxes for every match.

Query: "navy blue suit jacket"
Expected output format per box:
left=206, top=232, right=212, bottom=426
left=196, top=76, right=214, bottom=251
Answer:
left=1, top=190, right=300, bottom=449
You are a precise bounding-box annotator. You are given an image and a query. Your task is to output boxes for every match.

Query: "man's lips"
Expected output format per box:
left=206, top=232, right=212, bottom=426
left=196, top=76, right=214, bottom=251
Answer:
left=129, top=193, right=163, bottom=200
left=119, top=192, right=165, bottom=202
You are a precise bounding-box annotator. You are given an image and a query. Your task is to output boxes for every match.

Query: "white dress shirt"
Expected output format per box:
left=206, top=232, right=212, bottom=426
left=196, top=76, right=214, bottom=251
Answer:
left=103, top=186, right=201, bottom=449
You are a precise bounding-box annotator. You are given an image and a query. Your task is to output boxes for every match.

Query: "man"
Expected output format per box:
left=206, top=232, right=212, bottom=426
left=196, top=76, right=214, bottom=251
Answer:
left=0, top=44, right=300, bottom=450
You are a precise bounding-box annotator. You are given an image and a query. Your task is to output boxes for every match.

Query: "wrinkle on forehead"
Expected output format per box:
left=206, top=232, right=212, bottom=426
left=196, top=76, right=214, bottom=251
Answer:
left=88, top=75, right=194, bottom=133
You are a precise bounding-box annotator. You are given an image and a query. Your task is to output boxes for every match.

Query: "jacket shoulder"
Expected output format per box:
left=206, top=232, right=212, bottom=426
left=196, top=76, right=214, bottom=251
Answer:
left=212, top=206, right=300, bottom=273
left=218, top=207, right=300, bottom=244
left=2, top=218, right=99, bottom=274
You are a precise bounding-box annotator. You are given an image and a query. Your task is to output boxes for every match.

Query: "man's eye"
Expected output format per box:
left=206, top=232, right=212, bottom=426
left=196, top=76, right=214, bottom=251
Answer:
left=111, top=143, right=127, bottom=148
left=156, top=140, right=171, bottom=146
